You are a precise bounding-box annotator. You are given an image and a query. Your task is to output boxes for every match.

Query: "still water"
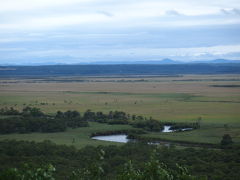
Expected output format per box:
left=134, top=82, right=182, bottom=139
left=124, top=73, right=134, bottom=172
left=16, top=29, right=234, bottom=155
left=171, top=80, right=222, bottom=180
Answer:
left=91, top=126, right=192, bottom=143
left=92, top=134, right=129, bottom=143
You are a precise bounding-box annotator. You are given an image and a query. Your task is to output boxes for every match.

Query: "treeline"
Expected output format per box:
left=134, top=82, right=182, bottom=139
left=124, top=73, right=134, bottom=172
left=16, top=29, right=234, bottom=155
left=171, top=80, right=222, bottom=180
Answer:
left=131, top=118, right=164, bottom=131
left=0, top=107, right=199, bottom=134
left=0, top=106, right=43, bottom=116
left=210, top=84, right=240, bottom=88
left=0, top=107, right=160, bottom=134
left=0, top=140, right=239, bottom=180
left=0, top=107, right=88, bottom=134
left=68, top=109, right=199, bottom=132
left=56, top=109, right=167, bottom=132
left=0, top=117, right=66, bottom=134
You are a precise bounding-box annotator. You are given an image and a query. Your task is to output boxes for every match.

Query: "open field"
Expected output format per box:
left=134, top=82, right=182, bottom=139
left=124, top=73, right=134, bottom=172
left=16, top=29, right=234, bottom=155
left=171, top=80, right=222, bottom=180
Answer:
left=144, top=125, right=240, bottom=144
left=0, top=74, right=240, bottom=146
left=0, top=122, right=134, bottom=149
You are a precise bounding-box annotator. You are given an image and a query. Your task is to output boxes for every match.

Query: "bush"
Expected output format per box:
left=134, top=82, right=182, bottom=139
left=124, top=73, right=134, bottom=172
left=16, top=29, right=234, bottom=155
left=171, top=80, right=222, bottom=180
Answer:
left=0, top=164, right=56, bottom=180
left=131, top=119, right=164, bottom=132
left=221, top=134, right=233, bottom=147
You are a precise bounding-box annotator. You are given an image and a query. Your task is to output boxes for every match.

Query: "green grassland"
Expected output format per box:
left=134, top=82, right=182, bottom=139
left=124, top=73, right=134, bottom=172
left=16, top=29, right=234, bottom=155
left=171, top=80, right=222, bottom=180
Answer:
left=0, top=75, right=240, bottom=146
left=0, top=91, right=239, bottom=124
left=144, top=125, right=240, bottom=144
left=0, top=122, right=134, bottom=149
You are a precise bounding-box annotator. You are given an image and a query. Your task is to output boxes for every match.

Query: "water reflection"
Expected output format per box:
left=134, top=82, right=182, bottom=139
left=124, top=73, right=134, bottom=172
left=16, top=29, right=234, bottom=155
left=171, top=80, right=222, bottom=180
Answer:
left=92, top=134, right=129, bottom=143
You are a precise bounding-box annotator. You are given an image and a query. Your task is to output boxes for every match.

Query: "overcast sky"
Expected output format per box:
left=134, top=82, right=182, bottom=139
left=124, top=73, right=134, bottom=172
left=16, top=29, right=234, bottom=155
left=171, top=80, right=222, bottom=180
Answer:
left=0, top=0, right=240, bottom=64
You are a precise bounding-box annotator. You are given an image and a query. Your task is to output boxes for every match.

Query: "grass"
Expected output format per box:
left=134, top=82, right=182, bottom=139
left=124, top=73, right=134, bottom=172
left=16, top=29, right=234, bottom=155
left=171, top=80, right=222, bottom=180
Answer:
left=143, top=125, right=240, bottom=144
left=0, top=74, right=240, bottom=147
left=0, top=122, right=134, bottom=149
left=0, top=91, right=239, bottom=124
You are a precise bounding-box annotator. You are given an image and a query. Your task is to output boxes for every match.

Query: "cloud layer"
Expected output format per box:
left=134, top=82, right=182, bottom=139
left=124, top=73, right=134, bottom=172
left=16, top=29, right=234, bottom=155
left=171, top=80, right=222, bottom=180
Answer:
left=0, top=0, right=240, bottom=64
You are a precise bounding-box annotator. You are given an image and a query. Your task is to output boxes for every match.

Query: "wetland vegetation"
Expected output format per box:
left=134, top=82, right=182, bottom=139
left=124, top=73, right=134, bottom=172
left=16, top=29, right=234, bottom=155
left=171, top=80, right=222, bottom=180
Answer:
left=0, top=72, right=240, bottom=179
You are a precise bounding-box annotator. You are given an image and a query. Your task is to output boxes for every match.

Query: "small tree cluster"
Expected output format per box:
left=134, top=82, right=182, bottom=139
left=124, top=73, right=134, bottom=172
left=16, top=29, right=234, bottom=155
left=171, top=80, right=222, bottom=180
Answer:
left=0, top=107, right=20, bottom=115
left=221, top=134, right=233, bottom=147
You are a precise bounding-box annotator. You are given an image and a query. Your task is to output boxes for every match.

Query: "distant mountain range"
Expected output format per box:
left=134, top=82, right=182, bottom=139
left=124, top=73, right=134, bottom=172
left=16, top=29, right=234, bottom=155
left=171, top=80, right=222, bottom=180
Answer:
left=190, top=59, right=240, bottom=64
left=0, top=59, right=240, bottom=66
left=115, top=59, right=240, bottom=64
left=87, top=59, right=240, bottom=65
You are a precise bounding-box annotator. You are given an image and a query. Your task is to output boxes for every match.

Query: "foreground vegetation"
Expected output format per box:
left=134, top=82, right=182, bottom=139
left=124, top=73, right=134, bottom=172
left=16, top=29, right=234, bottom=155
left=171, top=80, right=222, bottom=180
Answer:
left=0, top=152, right=204, bottom=180
left=0, top=140, right=239, bottom=180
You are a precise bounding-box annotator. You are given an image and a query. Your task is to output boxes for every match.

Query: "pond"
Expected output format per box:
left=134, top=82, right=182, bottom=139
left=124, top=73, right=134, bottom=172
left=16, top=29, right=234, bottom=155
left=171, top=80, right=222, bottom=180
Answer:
left=91, top=134, right=170, bottom=146
left=92, top=134, right=129, bottom=143
left=162, top=126, right=193, bottom=132
left=162, top=126, right=174, bottom=132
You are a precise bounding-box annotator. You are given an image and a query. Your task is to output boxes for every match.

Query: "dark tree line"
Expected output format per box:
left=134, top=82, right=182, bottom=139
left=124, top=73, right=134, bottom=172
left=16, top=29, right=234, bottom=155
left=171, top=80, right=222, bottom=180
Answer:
left=0, top=107, right=199, bottom=134
left=0, top=107, right=88, bottom=134
left=0, top=117, right=67, bottom=133
left=0, top=106, right=44, bottom=117
left=55, top=110, right=88, bottom=128
left=82, top=110, right=130, bottom=124
left=131, top=119, right=164, bottom=131
left=54, top=109, right=199, bottom=131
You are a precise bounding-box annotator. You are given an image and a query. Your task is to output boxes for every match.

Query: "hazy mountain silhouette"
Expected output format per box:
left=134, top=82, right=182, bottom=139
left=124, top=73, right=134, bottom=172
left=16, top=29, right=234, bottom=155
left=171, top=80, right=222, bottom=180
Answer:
left=0, top=59, right=239, bottom=66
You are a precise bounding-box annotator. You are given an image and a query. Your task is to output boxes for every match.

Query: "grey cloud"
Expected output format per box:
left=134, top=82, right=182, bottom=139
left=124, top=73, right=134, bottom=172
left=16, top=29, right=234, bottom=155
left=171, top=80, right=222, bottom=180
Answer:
left=165, top=10, right=183, bottom=16
left=1, top=0, right=240, bottom=64
left=232, top=8, right=240, bottom=15
left=221, top=8, right=240, bottom=15
left=97, top=11, right=114, bottom=17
